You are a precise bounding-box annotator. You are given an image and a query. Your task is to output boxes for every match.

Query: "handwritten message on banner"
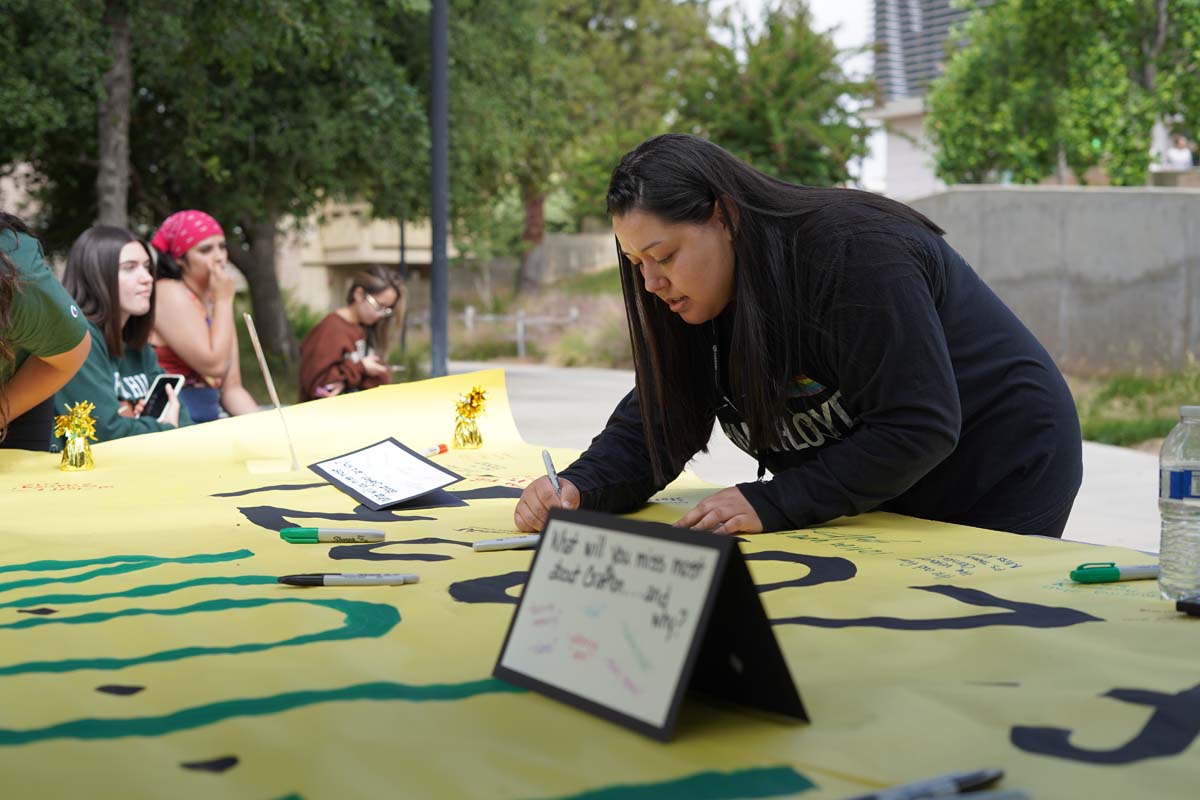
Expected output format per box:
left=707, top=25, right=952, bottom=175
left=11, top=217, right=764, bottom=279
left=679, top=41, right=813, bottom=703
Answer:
left=498, top=515, right=721, bottom=729
left=309, top=437, right=461, bottom=509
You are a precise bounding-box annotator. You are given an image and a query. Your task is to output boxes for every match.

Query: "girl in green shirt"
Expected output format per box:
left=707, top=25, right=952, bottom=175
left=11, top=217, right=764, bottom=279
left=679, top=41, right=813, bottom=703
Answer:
left=55, top=226, right=189, bottom=443
left=1, top=213, right=90, bottom=450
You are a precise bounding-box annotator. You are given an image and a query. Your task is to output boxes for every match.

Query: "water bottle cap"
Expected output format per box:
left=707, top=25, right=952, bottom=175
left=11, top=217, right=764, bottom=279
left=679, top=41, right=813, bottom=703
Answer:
left=1181, top=405, right=1200, bottom=419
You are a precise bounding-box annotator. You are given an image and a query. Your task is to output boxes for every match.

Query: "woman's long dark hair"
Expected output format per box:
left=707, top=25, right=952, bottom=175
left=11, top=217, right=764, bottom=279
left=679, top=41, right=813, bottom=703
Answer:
left=62, top=226, right=156, bottom=359
left=606, top=133, right=943, bottom=483
left=152, top=248, right=185, bottom=281
left=1, top=212, right=37, bottom=440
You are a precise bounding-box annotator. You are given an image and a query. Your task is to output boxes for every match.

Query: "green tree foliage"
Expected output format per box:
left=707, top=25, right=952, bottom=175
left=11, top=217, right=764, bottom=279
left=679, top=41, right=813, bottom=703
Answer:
left=1, top=0, right=879, bottom=351
left=133, top=0, right=430, bottom=361
left=0, top=0, right=429, bottom=362
left=678, top=0, right=872, bottom=187
left=557, top=0, right=715, bottom=223
left=927, top=0, right=1200, bottom=186
left=447, top=0, right=592, bottom=292
left=0, top=1, right=107, bottom=220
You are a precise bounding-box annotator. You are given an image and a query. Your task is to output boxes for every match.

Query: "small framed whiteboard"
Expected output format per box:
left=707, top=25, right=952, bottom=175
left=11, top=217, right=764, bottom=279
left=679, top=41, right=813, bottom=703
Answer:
left=493, top=508, right=805, bottom=741
left=308, top=438, right=462, bottom=511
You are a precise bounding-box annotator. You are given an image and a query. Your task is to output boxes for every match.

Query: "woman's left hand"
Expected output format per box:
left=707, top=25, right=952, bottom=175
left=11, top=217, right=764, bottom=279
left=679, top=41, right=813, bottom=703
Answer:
left=673, top=487, right=763, bottom=534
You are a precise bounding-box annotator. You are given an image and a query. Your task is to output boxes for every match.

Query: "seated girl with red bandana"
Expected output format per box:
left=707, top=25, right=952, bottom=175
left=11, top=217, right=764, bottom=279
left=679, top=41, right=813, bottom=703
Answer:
left=148, top=210, right=259, bottom=423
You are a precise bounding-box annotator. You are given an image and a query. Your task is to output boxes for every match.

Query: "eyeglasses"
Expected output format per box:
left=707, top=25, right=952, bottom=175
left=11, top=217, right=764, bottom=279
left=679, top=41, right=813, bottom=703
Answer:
left=364, top=293, right=394, bottom=317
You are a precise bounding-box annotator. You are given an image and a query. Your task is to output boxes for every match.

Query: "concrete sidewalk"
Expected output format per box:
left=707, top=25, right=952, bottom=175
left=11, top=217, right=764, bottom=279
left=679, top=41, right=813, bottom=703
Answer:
left=453, top=361, right=1162, bottom=554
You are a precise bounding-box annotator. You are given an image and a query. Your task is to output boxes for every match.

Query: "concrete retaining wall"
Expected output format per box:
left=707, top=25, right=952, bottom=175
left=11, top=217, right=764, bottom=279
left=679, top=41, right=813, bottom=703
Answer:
left=910, top=185, right=1200, bottom=375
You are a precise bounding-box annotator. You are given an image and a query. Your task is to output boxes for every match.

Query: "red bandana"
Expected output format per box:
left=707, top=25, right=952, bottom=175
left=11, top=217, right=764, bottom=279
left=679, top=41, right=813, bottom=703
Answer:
left=151, top=210, right=224, bottom=259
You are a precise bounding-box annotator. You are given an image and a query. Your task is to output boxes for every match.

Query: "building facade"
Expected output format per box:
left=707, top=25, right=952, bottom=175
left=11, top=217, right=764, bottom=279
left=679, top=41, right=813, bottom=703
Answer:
left=870, top=0, right=986, bottom=200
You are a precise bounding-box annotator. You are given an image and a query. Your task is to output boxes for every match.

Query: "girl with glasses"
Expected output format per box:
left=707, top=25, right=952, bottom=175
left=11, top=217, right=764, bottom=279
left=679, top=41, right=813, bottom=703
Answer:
left=298, top=266, right=404, bottom=401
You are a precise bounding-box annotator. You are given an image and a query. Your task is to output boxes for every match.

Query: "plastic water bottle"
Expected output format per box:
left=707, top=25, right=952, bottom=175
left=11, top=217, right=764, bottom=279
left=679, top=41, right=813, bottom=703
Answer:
left=1158, top=405, right=1200, bottom=600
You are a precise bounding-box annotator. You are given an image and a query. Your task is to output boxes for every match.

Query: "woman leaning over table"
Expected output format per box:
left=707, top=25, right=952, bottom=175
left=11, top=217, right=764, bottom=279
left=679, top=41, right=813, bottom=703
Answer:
left=515, top=134, right=1082, bottom=537
left=55, top=226, right=189, bottom=443
left=0, top=212, right=90, bottom=450
left=148, top=210, right=258, bottom=423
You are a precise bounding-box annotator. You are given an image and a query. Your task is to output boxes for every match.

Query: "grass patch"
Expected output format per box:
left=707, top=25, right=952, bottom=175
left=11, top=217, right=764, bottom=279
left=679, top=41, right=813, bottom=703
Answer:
left=285, top=291, right=325, bottom=343
left=1079, top=417, right=1176, bottom=446
left=237, top=345, right=298, bottom=407
left=387, top=338, right=431, bottom=384
left=553, top=265, right=622, bottom=295
left=548, top=307, right=632, bottom=368
left=451, top=336, right=541, bottom=361
left=1074, top=367, right=1200, bottom=445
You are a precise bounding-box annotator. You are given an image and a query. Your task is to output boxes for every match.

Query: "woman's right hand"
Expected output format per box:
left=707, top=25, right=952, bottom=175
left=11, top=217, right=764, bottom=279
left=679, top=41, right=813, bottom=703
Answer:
left=210, top=263, right=237, bottom=302
left=514, top=475, right=580, bottom=532
left=361, top=353, right=389, bottom=377
left=157, top=384, right=182, bottom=428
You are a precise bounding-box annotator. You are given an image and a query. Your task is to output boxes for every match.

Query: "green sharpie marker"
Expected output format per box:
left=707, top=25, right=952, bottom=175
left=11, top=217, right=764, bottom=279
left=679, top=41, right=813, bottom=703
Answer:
left=1069, top=561, right=1159, bottom=583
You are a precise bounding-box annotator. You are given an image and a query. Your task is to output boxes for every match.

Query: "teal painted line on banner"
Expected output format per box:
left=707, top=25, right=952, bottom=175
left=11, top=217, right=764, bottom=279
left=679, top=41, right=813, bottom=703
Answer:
left=531, top=766, right=817, bottom=800
left=0, top=550, right=254, bottom=592
left=0, top=575, right=275, bottom=609
left=0, top=595, right=399, bottom=675
left=0, top=679, right=524, bottom=745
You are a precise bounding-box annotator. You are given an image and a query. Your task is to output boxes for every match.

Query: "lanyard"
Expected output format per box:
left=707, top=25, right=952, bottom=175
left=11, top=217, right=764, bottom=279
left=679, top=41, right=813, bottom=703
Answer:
left=710, top=321, right=738, bottom=414
left=712, top=320, right=767, bottom=481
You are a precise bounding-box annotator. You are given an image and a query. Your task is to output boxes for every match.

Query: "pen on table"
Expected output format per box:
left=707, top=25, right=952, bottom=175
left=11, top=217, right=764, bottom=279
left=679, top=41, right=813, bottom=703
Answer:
left=420, top=443, right=448, bottom=457
left=473, top=534, right=541, bottom=552
left=279, top=527, right=385, bottom=544
left=842, top=767, right=1004, bottom=800
left=277, top=573, right=418, bottom=586
left=1070, top=561, right=1160, bottom=583
left=542, top=449, right=562, bottom=499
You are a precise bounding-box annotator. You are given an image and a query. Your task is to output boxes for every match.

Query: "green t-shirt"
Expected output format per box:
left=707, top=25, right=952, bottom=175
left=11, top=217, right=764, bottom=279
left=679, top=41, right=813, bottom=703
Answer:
left=55, top=319, right=193, bottom=443
left=1, top=230, right=88, bottom=381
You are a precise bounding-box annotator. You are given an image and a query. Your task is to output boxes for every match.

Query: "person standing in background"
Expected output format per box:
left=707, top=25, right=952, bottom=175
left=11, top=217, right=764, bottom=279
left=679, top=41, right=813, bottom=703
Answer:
left=1163, top=134, right=1195, bottom=170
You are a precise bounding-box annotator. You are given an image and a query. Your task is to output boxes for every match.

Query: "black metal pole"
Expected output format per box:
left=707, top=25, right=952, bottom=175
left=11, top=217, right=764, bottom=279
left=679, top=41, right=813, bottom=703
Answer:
left=398, top=214, right=409, bottom=354
left=429, top=0, right=449, bottom=377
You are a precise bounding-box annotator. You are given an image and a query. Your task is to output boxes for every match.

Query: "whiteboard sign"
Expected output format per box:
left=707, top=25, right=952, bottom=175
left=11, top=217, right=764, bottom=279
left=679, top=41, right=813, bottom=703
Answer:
left=494, top=509, right=806, bottom=740
left=309, top=438, right=462, bottom=511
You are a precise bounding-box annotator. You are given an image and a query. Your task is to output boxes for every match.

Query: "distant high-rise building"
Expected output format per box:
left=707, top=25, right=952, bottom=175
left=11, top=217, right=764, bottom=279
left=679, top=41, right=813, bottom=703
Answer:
left=875, top=0, right=979, bottom=102
left=870, top=0, right=986, bottom=198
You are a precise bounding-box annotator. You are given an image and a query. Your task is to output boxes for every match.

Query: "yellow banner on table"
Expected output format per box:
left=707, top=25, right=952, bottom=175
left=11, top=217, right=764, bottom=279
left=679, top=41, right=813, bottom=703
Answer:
left=0, top=370, right=1195, bottom=799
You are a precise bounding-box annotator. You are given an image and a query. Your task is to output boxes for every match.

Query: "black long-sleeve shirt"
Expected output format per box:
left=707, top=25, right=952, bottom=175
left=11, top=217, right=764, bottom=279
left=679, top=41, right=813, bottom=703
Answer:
left=560, top=216, right=1082, bottom=535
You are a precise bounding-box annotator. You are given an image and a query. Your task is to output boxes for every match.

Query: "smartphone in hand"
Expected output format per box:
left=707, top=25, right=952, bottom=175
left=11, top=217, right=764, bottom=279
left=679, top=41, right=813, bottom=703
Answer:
left=140, top=374, right=185, bottom=419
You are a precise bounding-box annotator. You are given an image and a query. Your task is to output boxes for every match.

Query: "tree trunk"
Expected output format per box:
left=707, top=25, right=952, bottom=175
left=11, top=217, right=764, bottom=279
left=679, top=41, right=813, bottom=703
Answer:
left=1056, top=144, right=1071, bottom=184
left=1140, top=0, right=1169, bottom=93
left=96, top=0, right=131, bottom=227
left=238, top=215, right=297, bottom=366
left=514, top=180, right=546, bottom=295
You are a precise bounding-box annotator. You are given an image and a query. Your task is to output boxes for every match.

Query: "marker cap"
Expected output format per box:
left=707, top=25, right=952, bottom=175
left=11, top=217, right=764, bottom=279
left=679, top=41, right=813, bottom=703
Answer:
left=280, top=528, right=319, bottom=543
left=1070, top=562, right=1120, bottom=583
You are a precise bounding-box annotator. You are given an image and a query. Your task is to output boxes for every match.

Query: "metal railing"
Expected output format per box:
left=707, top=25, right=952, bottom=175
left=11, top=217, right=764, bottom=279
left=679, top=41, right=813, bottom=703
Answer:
left=408, top=306, right=579, bottom=357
